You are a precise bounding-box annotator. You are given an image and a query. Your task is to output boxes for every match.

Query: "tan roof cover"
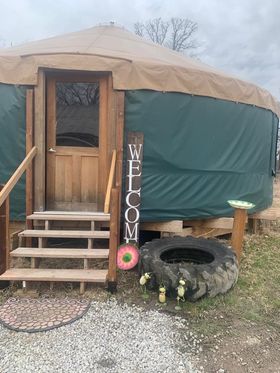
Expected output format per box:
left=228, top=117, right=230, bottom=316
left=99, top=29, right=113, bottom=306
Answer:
left=0, top=25, right=279, bottom=117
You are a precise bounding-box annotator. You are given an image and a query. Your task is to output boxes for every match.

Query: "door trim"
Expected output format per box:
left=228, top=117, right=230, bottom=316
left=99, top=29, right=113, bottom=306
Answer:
left=34, top=69, right=46, bottom=212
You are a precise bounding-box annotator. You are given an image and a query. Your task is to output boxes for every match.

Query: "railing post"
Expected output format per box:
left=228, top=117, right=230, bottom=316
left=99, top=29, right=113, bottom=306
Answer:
left=0, top=185, right=10, bottom=288
left=108, top=188, right=119, bottom=293
left=231, top=208, right=248, bottom=263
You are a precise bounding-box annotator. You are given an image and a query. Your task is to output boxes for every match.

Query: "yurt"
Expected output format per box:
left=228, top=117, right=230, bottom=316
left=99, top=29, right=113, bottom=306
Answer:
left=0, top=25, right=279, bottom=288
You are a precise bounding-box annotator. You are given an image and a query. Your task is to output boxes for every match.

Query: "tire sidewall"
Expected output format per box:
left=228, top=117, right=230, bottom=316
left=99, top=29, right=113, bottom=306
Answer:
left=139, top=236, right=239, bottom=301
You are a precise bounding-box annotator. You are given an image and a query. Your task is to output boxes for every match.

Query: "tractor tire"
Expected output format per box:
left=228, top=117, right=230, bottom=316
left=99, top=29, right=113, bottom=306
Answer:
left=139, top=236, right=239, bottom=301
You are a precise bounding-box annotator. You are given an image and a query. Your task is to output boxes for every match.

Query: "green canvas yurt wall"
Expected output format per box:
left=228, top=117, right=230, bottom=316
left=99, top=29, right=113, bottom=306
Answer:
left=0, top=84, right=278, bottom=222
left=0, top=84, right=26, bottom=220
left=125, top=90, right=279, bottom=221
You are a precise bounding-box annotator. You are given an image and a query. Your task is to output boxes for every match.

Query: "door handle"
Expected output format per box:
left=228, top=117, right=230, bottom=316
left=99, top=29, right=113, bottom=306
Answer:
left=48, top=147, right=56, bottom=153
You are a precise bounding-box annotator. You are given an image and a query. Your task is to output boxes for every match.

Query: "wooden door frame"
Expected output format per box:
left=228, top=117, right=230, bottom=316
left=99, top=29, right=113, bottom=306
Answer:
left=34, top=69, right=114, bottom=212
left=34, top=69, right=46, bottom=212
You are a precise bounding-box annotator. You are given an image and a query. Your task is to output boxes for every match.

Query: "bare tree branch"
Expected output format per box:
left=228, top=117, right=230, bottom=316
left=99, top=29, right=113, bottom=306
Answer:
left=134, top=17, right=198, bottom=53
left=145, top=18, right=169, bottom=45
left=167, top=18, right=198, bottom=51
left=56, top=83, right=99, bottom=106
left=134, top=22, right=145, bottom=37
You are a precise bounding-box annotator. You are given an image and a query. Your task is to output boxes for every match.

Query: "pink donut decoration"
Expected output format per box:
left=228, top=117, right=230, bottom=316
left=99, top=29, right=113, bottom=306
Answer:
left=117, top=243, right=139, bottom=270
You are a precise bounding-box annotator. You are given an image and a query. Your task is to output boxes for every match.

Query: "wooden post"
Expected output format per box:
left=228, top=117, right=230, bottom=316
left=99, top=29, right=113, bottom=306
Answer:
left=231, top=208, right=247, bottom=262
left=108, top=188, right=119, bottom=292
left=26, top=89, right=34, bottom=245
left=34, top=70, right=46, bottom=212
left=0, top=185, right=9, bottom=288
left=115, top=92, right=125, bottom=245
left=98, top=76, right=109, bottom=208
left=248, top=218, right=258, bottom=234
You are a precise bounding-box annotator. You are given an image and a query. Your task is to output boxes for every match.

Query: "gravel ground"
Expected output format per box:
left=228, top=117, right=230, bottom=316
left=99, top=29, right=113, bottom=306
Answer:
left=0, top=299, right=202, bottom=373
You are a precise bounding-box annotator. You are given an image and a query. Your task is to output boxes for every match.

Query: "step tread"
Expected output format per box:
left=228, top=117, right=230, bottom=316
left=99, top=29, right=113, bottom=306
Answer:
left=0, top=268, right=108, bottom=282
left=10, top=248, right=109, bottom=259
left=19, top=229, right=110, bottom=239
left=28, top=212, right=110, bottom=221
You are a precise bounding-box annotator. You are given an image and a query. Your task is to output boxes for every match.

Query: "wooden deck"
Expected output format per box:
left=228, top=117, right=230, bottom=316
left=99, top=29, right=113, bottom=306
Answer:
left=246, top=179, right=280, bottom=232
left=249, top=207, right=280, bottom=220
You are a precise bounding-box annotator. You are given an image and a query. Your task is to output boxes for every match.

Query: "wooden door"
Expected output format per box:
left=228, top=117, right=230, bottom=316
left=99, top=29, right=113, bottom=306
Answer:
left=46, top=74, right=108, bottom=211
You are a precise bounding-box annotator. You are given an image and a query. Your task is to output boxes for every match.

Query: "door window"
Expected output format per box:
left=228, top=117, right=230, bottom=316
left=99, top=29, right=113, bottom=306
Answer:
left=56, top=82, right=99, bottom=147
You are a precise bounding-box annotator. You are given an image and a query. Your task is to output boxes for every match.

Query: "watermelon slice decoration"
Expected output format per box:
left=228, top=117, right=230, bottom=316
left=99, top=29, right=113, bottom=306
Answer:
left=117, top=243, right=139, bottom=270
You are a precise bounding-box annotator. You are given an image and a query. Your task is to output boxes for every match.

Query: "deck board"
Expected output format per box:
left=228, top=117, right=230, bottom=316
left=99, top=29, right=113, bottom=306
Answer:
left=10, top=247, right=109, bottom=259
left=28, top=212, right=110, bottom=221
left=19, top=229, right=110, bottom=239
left=0, top=268, right=108, bottom=282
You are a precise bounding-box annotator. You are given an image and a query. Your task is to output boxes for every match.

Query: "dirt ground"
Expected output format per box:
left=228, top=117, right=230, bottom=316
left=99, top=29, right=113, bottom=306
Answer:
left=198, top=319, right=280, bottom=373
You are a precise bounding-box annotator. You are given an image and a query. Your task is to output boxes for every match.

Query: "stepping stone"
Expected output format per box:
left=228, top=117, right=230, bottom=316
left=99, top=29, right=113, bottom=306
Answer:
left=0, top=298, right=90, bottom=333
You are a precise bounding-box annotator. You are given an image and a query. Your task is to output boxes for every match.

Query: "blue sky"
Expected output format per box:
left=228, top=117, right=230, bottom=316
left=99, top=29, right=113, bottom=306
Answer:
left=0, top=0, right=279, bottom=100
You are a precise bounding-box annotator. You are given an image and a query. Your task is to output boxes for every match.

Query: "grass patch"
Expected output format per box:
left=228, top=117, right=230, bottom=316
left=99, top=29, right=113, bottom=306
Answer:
left=185, top=234, right=280, bottom=328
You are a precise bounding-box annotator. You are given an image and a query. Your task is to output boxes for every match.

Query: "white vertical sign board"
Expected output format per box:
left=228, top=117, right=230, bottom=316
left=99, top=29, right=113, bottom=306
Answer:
left=123, top=132, right=144, bottom=245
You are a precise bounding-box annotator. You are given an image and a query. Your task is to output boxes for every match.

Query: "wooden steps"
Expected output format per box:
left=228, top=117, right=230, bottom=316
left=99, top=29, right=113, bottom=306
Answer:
left=0, top=210, right=116, bottom=293
left=10, top=247, right=109, bottom=259
left=19, top=229, right=110, bottom=239
left=0, top=268, right=108, bottom=283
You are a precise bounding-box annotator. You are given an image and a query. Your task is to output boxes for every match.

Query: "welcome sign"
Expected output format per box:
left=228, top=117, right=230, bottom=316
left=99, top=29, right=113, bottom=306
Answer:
left=123, top=132, right=144, bottom=245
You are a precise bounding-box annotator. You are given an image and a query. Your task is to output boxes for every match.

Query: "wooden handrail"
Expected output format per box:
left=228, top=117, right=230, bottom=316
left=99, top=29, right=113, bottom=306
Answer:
left=0, top=146, right=37, bottom=207
left=104, top=149, right=117, bottom=214
left=0, top=145, right=37, bottom=280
